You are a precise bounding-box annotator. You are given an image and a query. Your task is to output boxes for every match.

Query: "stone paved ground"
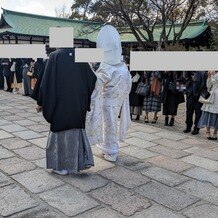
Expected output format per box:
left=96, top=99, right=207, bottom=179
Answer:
left=133, top=101, right=208, bottom=140
left=0, top=90, right=218, bottom=218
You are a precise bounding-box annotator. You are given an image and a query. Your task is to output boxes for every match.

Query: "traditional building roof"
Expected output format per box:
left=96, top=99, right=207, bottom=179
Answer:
left=0, top=8, right=101, bottom=45
left=0, top=8, right=212, bottom=47
left=120, top=22, right=210, bottom=42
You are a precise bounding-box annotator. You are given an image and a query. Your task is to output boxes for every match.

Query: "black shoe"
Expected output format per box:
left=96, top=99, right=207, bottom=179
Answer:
left=165, top=117, right=169, bottom=126
left=183, top=128, right=191, bottom=133
left=169, top=118, right=175, bottom=126
left=135, top=115, right=140, bottom=121
left=144, top=117, right=149, bottom=123
left=151, top=117, right=158, bottom=124
left=130, top=114, right=133, bottom=120
left=208, top=137, right=217, bottom=141
left=191, top=129, right=199, bottom=135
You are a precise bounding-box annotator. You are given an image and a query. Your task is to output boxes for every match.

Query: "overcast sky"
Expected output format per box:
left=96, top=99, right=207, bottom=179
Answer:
left=0, top=0, right=73, bottom=17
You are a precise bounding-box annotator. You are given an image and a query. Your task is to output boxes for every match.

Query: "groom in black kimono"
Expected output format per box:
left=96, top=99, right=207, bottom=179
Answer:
left=40, top=48, right=97, bottom=175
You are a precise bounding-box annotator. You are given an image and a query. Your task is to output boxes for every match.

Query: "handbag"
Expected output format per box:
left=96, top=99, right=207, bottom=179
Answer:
left=135, top=82, right=151, bottom=97
left=27, top=71, right=33, bottom=77
left=132, top=73, right=140, bottom=83
left=200, top=87, right=211, bottom=99
left=199, top=91, right=214, bottom=104
left=151, top=77, right=161, bottom=96
left=27, top=65, right=34, bottom=77
left=168, top=81, right=176, bottom=93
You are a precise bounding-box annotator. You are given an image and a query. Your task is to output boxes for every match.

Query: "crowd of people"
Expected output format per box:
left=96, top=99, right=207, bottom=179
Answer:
left=0, top=58, right=44, bottom=95
left=129, top=70, right=218, bottom=140
left=0, top=25, right=217, bottom=176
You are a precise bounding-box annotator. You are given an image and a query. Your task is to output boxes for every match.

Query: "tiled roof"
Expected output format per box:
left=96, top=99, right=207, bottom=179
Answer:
left=0, top=8, right=209, bottom=43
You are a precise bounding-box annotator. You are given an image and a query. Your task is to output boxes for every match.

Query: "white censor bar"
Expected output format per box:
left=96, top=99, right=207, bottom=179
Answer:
left=49, top=27, right=74, bottom=48
left=75, top=48, right=104, bottom=63
left=130, top=51, right=218, bottom=71
left=0, top=44, right=47, bottom=59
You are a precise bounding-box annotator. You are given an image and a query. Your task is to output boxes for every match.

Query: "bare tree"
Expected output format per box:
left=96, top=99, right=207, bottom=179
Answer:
left=197, top=0, right=218, bottom=21
left=71, top=0, right=201, bottom=50
left=55, top=3, right=71, bottom=18
left=197, top=0, right=218, bottom=49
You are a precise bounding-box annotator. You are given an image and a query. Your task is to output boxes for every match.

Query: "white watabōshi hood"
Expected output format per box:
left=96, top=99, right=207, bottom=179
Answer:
left=97, top=25, right=122, bottom=65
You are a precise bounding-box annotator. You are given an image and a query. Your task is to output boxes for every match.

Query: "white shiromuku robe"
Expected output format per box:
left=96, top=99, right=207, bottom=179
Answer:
left=86, top=62, right=132, bottom=155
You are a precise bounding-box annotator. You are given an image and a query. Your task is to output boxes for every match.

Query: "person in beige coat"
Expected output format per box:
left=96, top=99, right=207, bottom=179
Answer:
left=198, top=71, right=218, bottom=140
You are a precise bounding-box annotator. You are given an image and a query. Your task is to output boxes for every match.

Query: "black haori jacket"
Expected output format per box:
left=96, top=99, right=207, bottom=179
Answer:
left=40, top=48, right=97, bottom=132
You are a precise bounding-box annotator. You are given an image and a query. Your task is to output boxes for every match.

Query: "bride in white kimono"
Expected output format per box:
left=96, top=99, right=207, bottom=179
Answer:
left=86, top=25, right=132, bottom=162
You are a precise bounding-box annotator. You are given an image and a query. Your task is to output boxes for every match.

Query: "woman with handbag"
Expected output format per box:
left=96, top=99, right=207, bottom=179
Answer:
left=22, top=58, right=34, bottom=96
left=198, top=71, right=218, bottom=140
left=143, top=71, right=163, bottom=123
left=162, top=72, right=185, bottom=126
left=129, top=71, right=144, bottom=120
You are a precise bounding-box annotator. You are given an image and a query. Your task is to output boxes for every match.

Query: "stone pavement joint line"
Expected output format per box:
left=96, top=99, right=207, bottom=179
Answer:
left=0, top=90, right=218, bottom=217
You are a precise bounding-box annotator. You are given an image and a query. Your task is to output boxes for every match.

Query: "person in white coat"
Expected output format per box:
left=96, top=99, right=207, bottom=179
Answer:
left=198, top=71, right=218, bottom=140
left=86, top=25, right=132, bottom=162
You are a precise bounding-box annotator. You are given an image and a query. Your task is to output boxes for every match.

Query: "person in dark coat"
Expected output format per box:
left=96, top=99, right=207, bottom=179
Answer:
left=22, top=58, right=34, bottom=96
left=32, top=48, right=56, bottom=108
left=33, top=58, right=44, bottom=79
left=29, top=58, right=43, bottom=94
left=129, top=71, right=144, bottom=120
left=184, top=71, right=207, bottom=135
left=1, top=58, right=12, bottom=92
left=0, top=58, right=4, bottom=90
left=31, top=60, right=47, bottom=107
left=40, top=48, right=97, bottom=175
left=162, top=72, right=185, bottom=126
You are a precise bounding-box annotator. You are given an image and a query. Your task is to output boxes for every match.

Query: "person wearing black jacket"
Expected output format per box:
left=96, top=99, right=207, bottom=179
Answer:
left=33, top=58, right=44, bottom=79
left=184, top=71, right=207, bottom=135
left=0, top=58, right=4, bottom=90
left=1, top=58, right=12, bottom=92
left=40, top=48, right=97, bottom=175
left=129, top=71, right=144, bottom=120
left=31, top=48, right=56, bottom=107
left=162, top=72, right=185, bottom=126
